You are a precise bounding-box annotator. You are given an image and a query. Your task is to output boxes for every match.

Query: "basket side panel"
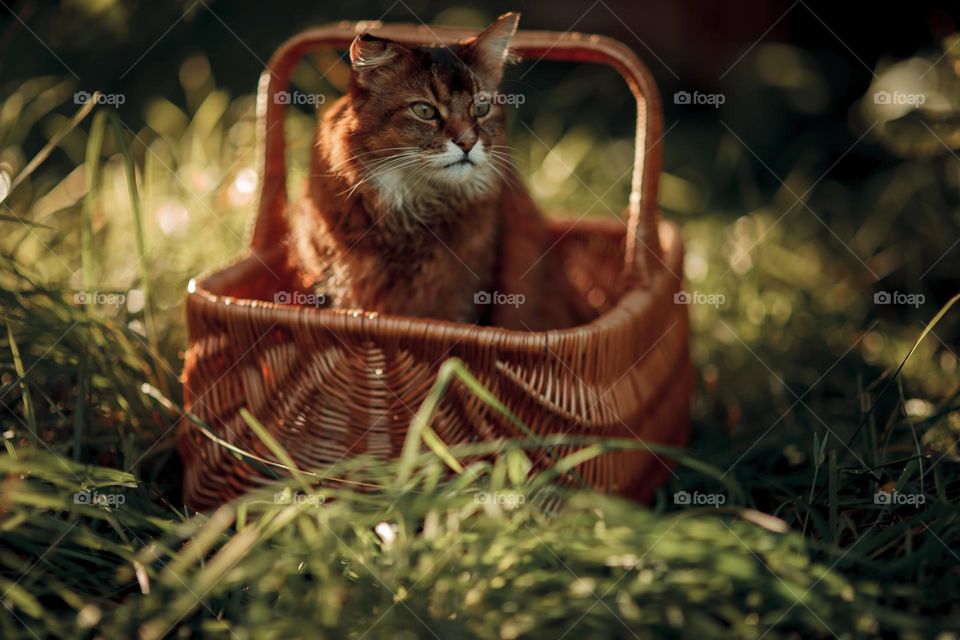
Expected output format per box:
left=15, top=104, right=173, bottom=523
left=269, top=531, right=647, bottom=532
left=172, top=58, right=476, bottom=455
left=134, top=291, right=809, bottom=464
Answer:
left=178, top=222, right=691, bottom=509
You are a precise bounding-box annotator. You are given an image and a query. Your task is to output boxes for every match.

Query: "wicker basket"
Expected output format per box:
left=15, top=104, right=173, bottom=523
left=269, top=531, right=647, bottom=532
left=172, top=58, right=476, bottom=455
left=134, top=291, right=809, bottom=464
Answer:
left=176, top=20, right=692, bottom=510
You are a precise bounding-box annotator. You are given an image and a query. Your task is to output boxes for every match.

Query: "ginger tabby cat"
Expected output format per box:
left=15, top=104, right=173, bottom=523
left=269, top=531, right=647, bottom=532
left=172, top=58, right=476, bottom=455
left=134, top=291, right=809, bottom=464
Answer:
left=290, top=13, right=588, bottom=330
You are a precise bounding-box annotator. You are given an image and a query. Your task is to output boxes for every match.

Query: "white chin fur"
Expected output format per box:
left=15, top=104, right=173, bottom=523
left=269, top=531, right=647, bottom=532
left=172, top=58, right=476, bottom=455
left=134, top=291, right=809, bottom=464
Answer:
left=431, top=161, right=478, bottom=185
left=370, top=140, right=494, bottom=215
left=425, top=140, right=488, bottom=185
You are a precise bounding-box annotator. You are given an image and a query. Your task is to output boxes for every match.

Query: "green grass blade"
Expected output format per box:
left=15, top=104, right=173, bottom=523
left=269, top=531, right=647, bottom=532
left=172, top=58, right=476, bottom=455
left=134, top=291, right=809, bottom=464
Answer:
left=81, top=110, right=107, bottom=289
left=73, top=355, right=86, bottom=462
left=6, top=323, right=37, bottom=436
left=104, top=111, right=166, bottom=397
left=239, top=408, right=310, bottom=492
left=398, top=359, right=466, bottom=486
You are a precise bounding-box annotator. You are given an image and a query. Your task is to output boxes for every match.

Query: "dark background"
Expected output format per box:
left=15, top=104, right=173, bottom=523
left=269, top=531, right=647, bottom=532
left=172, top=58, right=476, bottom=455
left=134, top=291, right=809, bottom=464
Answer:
left=4, top=0, right=958, bottom=102
left=3, top=0, right=959, bottom=206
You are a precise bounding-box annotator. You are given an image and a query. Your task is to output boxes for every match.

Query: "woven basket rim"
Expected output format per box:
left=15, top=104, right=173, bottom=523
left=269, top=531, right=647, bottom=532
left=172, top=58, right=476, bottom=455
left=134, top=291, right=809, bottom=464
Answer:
left=186, top=219, right=683, bottom=355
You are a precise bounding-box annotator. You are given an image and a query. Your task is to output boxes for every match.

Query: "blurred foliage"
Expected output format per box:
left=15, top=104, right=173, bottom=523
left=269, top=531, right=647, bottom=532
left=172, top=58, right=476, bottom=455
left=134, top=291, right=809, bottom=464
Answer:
left=861, top=33, right=960, bottom=157
left=0, top=445, right=919, bottom=639
left=0, top=1, right=959, bottom=638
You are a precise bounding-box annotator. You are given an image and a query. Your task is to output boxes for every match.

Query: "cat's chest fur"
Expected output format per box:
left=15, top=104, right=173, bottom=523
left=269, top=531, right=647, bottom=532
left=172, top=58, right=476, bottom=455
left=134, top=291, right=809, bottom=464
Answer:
left=291, top=179, right=498, bottom=323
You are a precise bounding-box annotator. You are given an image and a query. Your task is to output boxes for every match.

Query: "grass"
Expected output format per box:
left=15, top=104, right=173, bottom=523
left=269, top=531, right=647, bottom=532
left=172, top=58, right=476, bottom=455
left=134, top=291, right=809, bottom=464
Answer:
left=1, top=34, right=960, bottom=639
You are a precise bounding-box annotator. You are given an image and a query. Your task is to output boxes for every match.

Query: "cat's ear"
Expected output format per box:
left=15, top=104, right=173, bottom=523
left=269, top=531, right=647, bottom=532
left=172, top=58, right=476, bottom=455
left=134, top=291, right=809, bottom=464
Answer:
left=462, top=12, right=520, bottom=87
left=349, top=33, right=403, bottom=88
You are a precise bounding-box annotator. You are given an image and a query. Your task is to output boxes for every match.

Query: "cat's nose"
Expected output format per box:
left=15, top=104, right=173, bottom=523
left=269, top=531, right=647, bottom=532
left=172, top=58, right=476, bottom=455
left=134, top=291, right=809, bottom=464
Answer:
left=453, top=135, right=477, bottom=154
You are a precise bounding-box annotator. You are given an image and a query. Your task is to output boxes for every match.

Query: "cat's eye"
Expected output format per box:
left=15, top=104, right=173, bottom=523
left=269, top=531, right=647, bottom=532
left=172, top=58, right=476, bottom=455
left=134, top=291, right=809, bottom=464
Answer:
left=473, top=100, right=491, bottom=118
left=410, top=102, right=438, bottom=120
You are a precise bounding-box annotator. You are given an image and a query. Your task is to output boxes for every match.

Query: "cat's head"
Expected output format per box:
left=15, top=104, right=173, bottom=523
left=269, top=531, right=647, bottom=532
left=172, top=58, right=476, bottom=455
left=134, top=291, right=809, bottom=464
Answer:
left=342, top=13, right=519, bottom=206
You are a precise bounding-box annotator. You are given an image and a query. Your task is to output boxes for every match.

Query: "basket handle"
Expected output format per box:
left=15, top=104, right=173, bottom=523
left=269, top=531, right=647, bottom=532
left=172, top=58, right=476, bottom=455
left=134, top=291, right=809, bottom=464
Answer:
left=249, top=20, right=664, bottom=284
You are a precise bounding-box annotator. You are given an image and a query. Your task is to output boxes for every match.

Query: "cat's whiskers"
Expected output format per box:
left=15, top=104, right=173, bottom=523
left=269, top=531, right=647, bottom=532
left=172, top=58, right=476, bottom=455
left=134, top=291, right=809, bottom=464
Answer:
left=340, top=140, right=508, bottom=228
left=339, top=152, right=423, bottom=198
left=392, top=161, right=445, bottom=231
left=343, top=150, right=420, bottom=178
left=326, top=146, right=420, bottom=177
left=485, top=149, right=522, bottom=187
left=371, top=159, right=437, bottom=215
left=333, top=146, right=420, bottom=166
left=352, top=153, right=437, bottom=210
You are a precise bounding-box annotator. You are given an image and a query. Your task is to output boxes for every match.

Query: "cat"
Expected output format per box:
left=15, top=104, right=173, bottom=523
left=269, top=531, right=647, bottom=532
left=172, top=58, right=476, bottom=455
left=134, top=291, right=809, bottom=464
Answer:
left=290, top=12, right=588, bottom=331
